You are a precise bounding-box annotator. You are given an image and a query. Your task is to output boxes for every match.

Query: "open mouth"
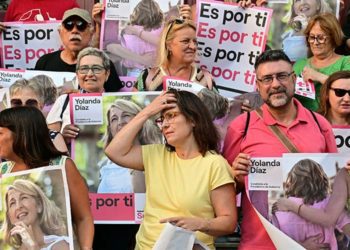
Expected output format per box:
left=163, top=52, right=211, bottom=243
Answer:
left=16, top=212, right=28, bottom=220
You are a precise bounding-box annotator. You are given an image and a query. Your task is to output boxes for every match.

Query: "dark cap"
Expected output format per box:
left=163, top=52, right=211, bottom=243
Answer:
left=62, top=8, right=92, bottom=24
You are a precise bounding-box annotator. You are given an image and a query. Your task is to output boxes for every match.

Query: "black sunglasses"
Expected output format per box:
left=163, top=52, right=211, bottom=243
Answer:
left=331, top=88, right=350, bottom=97
left=11, top=98, right=39, bottom=107
left=165, top=18, right=185, bottom=39
left=63, top=19, right=88, bottom=32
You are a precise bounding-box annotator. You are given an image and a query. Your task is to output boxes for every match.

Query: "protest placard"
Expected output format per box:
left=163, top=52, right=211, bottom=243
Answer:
left=100, top=0, right=179, bottom=77
left=163, top=76, right=205, bottom=93
left=0, top=166, right=74, bottom=250
left=70, top=93, right=103, bottom=125
left=248, top=157, right=283, bottom=191
left=0, top=22, right=62, bottom=69
left=71, top=92, right=162, bottom=223
left=0, top=68, right=76, bottom=88
left=119, top=76, right=137, bottom=92
left=333, top=128, right=350, bottom=153
left=196, top=0, right=272, bottom=97
left=246, top=153, right=349, bottom=248
left=294, top=77, right=316, bottom=100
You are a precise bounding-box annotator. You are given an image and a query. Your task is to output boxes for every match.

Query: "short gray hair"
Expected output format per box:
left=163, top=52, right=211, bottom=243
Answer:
left=9, top=78, right=45, bottom=104
left=76, top=47, right=110, bottom=71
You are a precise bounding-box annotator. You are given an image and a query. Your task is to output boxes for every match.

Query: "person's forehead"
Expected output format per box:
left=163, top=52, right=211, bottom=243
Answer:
left=257, top=60, right=292, bottom=75
left=79, top=55, right=103, bottom=65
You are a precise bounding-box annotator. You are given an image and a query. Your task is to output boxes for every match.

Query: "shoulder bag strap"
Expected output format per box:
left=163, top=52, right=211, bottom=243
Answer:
left=255, top=107, right=299, bottom=153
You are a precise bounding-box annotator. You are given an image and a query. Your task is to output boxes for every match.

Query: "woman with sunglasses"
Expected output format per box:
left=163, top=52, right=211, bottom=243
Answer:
left=46, top=47, right=110, bottom=144
left=319, top=71, right=350, bottom=127
left=105, top=89, right=236, bottom=249
left=9, top=78, right=68, bottom=153
left=135, top=18, right=216, bottom=91
left=293, top=13, right=350, bottom=111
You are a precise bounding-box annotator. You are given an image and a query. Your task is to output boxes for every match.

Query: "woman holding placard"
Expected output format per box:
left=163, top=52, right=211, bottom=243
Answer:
left=135, top=18, right=216, bottom=91
left=0, top=106, right=94, bottom=250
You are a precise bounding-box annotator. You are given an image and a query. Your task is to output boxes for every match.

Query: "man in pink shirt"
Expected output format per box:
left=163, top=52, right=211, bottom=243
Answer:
left=223, top=49, right=337, bottom=250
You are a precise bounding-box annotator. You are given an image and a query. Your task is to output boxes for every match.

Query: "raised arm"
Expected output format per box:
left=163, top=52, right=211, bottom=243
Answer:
left=105, top=92, right=176, bottom=171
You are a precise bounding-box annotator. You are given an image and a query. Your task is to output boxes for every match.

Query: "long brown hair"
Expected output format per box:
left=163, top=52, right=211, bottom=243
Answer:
left=0, top=107, right=65, bottom=167
left=164, top=89, right=220, bottom=155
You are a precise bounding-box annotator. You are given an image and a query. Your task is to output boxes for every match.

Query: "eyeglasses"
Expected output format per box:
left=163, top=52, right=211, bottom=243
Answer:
left=10, top=98, right=39, bottom=107
left=307, top=35, right=328, bottom=44
left=330, top=88, right=350, bottom=97
left=256, top=72, right=294, bottom=85
left=165, top=18, right=185, bottom=40
left=63, top=19, right=89, bottom=32
left=77, top=65, right=105, bottom=75
left=155, top=111, right=181, bottom=129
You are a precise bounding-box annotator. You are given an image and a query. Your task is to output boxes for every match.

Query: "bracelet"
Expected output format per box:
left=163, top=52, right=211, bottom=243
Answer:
left=297, top=204, right=303, bottom=215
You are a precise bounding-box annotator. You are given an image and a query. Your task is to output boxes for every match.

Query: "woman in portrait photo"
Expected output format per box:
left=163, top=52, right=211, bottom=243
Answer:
left=2, top=179, right=69, bottom=250
left=98, top=98, right=162, bottom=193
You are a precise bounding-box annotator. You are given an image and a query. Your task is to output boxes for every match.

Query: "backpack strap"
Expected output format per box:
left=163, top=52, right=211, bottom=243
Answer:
left=243, top=111, right=251, bottom=138
left=60, top=94, right=70, bottom=120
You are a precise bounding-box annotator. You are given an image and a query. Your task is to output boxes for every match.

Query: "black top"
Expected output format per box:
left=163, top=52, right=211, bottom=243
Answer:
left=35, top=50, right=123, bottom=92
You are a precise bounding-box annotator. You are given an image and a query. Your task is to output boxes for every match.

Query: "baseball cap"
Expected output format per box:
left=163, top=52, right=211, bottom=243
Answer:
left=62, top=8, right=92, bottom=24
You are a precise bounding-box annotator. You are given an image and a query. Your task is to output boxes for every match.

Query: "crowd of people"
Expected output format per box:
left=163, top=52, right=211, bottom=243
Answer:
left=0, top=0, right=348, bottom=249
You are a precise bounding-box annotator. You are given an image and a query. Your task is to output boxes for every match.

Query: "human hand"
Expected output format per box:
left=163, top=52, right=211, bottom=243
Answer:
left=140, top=52, right=156, bottom=66
left=160, top=216, right=207, bottom=232
left=255, top=0, right=268, bottom=6
left=123, top=25, right=139, bottom=36
left=10, top=222, right=39, bottom=250
left=272, top=198, right=295, bottom=214
left=302, top=66, right=325, bottom=83
left=231, top=153, right=251, bottom=182
left=179, top=4, right=192, bottom=20
left=141, top=92, right=177, bottom=117
left=241, top=99, right=252, bottom=113
left=0, top=22, right=6, bottom=33
left=62, top=124, right=80, bottom=141
left=92, top=3, right=104, bottom=25
left=238, top=0, right=255, bottom=8
left=301, top=234, right=330, bottom=250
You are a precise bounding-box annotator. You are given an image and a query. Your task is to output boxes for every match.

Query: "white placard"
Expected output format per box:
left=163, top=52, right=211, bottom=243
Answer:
left=70, top=94, right=103, bottom=125
left=0, top=21, right=62, bottom=69
left=248, top=157, right=283, bottom=191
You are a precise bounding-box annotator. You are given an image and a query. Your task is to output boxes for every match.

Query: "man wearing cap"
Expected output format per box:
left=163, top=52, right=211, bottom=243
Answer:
left=35, top=8, right=123, bottom=92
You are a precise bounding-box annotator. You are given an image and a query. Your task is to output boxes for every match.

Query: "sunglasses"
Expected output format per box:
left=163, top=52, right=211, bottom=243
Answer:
left=63, top=19, right=88, bottom=32
left=331, top=88, right=350, bottom=97
left=165, top=18, right=185, bottom=40
left=11, top=98, right=39, bottom=107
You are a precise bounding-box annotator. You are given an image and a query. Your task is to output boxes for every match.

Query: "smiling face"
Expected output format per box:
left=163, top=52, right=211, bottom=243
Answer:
left=256, top=60, right=295, bottom=109
left=308, top=22, right=333, bottom=57
left=7, top=189, right=41, bottom=226
left=109, top=107, right=135, bottom=137
left=77, top=55, right=110, bottom=93
left=167, top=27, right=197, bottom=65
left=293, top=0, right=320, bottom=18
left=328, top=78, right=350, bottom=118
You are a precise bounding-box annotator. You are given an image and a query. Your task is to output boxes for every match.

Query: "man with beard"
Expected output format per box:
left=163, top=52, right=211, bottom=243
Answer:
left=34, top=8, right=122, bottom=92
left=223, top=50, right=337, bottom=250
